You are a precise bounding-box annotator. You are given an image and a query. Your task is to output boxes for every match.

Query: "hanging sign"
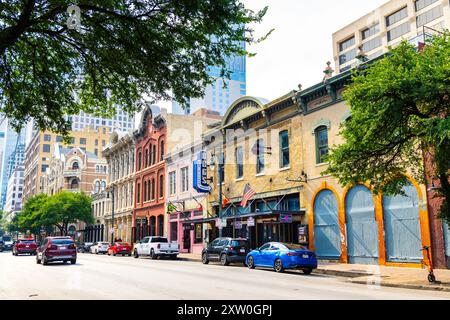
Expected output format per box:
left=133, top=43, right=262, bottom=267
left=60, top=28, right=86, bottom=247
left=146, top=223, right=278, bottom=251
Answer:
left=247, top=217, right=255, bottom=227
left=279, top=214, right=292, bottom=223
left=193, top=151, right=211, bottom=193
left=235, top=221, right=242, bottom=229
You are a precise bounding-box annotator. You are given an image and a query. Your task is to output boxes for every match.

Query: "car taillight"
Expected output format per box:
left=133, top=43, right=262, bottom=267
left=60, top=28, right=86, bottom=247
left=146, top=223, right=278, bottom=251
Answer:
left=229, top=247, right=235, bottom=251
left=287, top=252, right=298, bottom=257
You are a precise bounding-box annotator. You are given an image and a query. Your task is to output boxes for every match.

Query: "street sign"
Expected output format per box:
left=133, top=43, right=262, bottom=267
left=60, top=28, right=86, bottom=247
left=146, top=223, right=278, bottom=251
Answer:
left=247, top=217, right=255, bottom=227
left=279, top=214, right=292, bottom=224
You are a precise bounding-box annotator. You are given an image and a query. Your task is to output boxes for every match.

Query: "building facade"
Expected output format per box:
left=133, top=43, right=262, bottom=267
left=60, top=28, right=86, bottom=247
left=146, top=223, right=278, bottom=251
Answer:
left=102, top=131, right=135, bottom=244
left=87, top=190, right=109, bottom=243
left=172, top=41, right=247, bottom=116
left=333, top=0, right=450, bottom=73
left=23, top=126, right=110, bottom=201
left=4, top=166, right=24, bottom=216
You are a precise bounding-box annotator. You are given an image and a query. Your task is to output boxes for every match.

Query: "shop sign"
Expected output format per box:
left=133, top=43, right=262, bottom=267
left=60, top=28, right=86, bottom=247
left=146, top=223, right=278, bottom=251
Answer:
left=216, top=218, right=221, bottom=228
left=279, top=214, right=292, bottom=223
left=183, top=224, right=194, bottom=230
left=193, top=151, right=211, bottom=193
left=247, top=217, right=255, bottom=227
left=298, top=225, right=308, bottom=243
left=222, top=219, right=227, bottom=227
left=235, top=221, right=242, bottom=229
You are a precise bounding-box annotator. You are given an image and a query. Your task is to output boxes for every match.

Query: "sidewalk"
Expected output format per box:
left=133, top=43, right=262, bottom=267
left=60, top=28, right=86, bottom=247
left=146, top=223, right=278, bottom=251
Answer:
left=178, top=253, right=450, bottom=292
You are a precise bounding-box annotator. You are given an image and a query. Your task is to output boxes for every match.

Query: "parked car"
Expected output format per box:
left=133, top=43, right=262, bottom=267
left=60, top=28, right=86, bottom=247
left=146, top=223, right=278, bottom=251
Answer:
left=0, top=240, right=4, bottom=252
left=202, top=237, right=250, bottom=266
left=108, top=242, right=132, bottom=256
left=77, top=242, right=93, bottom=253
left=1, top=235, right=14, bottom=251
left=133, top=236, right=179, bottom=260
left=12, top=239, right=38, bottom=256
left=36, top=237, right=77, bottom=265
left=246, top=242, right=317, bottom=274
left=90, top=241, right=110, bottom=254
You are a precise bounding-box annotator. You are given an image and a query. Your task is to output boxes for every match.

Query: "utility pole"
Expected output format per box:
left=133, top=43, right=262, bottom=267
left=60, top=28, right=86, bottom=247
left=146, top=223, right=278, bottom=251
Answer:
left=218, top=160, right=224, bottom=238
left=110, top=185, right=115, bottom=244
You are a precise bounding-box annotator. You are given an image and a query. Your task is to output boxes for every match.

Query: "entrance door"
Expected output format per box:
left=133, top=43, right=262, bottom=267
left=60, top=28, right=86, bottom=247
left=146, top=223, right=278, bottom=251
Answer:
left=345, top=185, right=379, bottom=264
left=383, top=182, right=422, bottom=263
left=313, top=189, right=341, bottom=259
left=183, top=227, right=191, bottom=252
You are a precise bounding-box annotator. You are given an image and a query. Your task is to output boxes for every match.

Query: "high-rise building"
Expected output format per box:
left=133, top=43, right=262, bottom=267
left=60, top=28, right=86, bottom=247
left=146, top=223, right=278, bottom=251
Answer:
left=66, top=105, right=135, bottom=132
left=172, top=41, right=247, bottom=116
left=333, top=0, right=450, bottom=73
left=5, top=166, right=24, bottom=216
left=0, top=120, right=26, bottom=209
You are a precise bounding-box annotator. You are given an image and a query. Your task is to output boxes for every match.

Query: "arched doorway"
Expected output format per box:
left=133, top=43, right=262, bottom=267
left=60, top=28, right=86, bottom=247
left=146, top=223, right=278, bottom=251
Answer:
left=70, top=179, right=79, bottom=189
left=345, top=185, right=379, bottom=264
left=313, top=189, right=341, bottom=259
left=383, top=182, right=422, bottom=263
left=157, top=215, right=164, bottom=236
left=150, top=216, right=156, bottom=236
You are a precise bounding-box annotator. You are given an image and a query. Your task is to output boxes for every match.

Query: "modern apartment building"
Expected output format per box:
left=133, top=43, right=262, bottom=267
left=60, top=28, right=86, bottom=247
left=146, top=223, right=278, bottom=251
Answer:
left=333, top=0, right=450, bottom=73
left=172, top=41, right=247, bottom=116
left=4, top=166, right=25, bottom=217
left=23, top=126, right=110, bottom=201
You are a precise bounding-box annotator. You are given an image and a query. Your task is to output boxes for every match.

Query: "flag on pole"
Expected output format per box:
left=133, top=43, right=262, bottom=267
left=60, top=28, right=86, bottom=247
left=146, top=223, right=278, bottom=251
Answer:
left=167, top=202, right=177, bottom=214
left=240, top=183, right=256, bottom=208
left=222, top=194, right=230, bottom=208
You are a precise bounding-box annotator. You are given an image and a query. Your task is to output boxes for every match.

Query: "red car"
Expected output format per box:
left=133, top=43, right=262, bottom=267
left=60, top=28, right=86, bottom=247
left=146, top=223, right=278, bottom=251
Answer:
left=107, top=242, right=132, bottom=256
left=36, top=236, right=77, bottom=265
left=13, top=239, right=38, bottom=256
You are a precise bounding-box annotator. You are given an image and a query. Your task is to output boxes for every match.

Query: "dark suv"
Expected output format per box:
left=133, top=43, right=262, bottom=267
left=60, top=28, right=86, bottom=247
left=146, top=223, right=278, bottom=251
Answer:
left=202, top=237, right=250, bottom=266
left=36, top=237, right=77, bottom=265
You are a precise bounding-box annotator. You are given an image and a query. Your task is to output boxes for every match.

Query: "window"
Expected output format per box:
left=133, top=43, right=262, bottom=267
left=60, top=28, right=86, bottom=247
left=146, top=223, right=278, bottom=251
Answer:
left=279, top=131, right=290, bottom=168
left=339, top=36, right=355, bottom=52
left=160, top=141, right=164, bottom=161
left=386, top=7, right=408, bottom=27
left=416, top=5, right=443, bottom=27
left=235, top=146, right=243, bottom=179
left=80, top=138, right=86, bottom=145
left=219, top=153, right=225, bottom=183
left=339, top=48, right=356, bottom=65
left=152, top=145, right=156, bottom=164
left=143, top=181, right=148, bottom=201
left=95, top=181, right=100, bottom=193
left=315, top=126, right=329, bottom=164
left=44, top=134, right=51, bottom=142
left=56, top=136, right=63, bottom=142
left=137, top=183, right=141, bottom=203
left=415, top=0, right=439, bottom=12
left=361, top=36, right=382, bottom=52
left=194, top=224, right=202, bottom=244
left=256, top=139, right=265, bottom=174
left=72, top=161, right=79, bottom=169
left=145, top=149, right=149, bottom=167
left=70, top=179, right=79, bottom=189
left=138, top=152, right=142, bottom=170
left=43, top=144, right=51, bottom=152
left=41, top=164, right=48, bottom=172
left=361, top=23, right=380, bottom=40
left=102, top=140, right=105, bottom=147
left=159, top=175, right=164, bottom=198
left=169, top=171, right=176, bottom=195
left=181, top=167, right=189, bottom=192
left=151, top=178, right=155, bottom=200
left=387, top=22, right=410, bottom=42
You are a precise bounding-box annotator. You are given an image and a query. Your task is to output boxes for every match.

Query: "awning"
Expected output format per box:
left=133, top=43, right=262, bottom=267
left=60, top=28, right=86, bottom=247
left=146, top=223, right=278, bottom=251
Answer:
left=182, top=209, right=305, bottom=224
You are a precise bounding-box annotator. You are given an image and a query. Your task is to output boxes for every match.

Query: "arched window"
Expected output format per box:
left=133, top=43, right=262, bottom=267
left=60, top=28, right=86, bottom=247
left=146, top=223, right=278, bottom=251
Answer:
left=71, top=179, right=79, bottom=189
left=159, top=175, right=164, bottom=198
left=315, top=126, right=329, bottom=164
left=143, top=181, right=148, bottom=202
left=256, top=139, right=265, bottom=174
left=138, top=151, right=142, bottom=170
left=279, top=130, right=290, bottom=168
left=147, top=179, right=151, bottom=200
left=72, top=161, right=79, bottom=170
left=157, top=215, right=164, bottom=236
left=145, top=149, right=149, bottom=167
left=151, top=178, right=155, bottom=200
left=95, top=181, right=100, bottom=193
left=152, top=145, right=156, bottom=164
left=101, top=180, right=106, bottom=191
left=160, top=141, right=165, bottom=161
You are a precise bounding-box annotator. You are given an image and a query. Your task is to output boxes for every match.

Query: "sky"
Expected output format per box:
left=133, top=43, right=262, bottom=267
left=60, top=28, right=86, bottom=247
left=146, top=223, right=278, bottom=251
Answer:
left=150, top=0, right=388, bottom=116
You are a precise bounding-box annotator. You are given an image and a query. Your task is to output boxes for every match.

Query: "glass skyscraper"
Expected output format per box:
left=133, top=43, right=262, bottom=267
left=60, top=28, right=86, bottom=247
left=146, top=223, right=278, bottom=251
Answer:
left=172, top=40, right=247, bottom=116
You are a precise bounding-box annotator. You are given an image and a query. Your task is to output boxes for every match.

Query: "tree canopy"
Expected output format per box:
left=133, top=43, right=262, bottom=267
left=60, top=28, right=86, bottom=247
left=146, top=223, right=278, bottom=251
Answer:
left=325, top=33, right=450, bottom=221
left=0, top=0, right=269, bottom=135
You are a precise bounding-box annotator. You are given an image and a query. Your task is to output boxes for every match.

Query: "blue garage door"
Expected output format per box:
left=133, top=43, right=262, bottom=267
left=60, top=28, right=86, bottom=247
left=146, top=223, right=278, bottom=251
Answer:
left=382, top=182, right=422, bottom=263
left=313, top=189, right=341, bottom=259
left=443, top=222, right=450, bottom=264
left=345, top=185, right=379, bottom=265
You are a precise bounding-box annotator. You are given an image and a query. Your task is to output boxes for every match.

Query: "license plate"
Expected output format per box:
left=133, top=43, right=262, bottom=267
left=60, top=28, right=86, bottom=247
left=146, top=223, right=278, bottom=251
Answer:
left=60, top=246, right=67, bottom=250
left=302, top=254, right=309, bottom=259
left=240, top=248, right=246, bottom=253
left=26, top=245, right=30, bottom=248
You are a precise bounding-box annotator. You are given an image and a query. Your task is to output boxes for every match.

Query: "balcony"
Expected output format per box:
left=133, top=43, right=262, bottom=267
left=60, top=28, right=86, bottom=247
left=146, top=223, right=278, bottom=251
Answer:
left=63, top=169, right=81, bottom=178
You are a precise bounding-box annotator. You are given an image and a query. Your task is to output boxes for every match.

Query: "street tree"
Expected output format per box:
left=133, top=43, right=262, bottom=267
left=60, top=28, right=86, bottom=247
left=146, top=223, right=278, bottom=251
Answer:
left=325, top=34, right=450, bottom=221
left=0, top=0, right=269, bottom=136
left=19, top=193, right=49, bottom=234
left=43, top=191, right=93, bottom=236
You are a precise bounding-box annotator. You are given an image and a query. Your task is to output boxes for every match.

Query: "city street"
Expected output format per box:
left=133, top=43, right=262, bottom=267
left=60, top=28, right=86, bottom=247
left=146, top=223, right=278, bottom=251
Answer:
left=1, top=251, right=450, bottom=300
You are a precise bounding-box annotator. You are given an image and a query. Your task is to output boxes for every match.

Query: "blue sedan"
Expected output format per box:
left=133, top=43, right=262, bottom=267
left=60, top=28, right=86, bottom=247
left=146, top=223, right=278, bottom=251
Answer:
left=246, top=242, right=317, bottom=274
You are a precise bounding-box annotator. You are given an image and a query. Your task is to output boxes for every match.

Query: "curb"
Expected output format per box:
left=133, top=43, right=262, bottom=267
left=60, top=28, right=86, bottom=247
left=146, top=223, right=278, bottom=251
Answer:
left=314, top=268, right=372, bottom=278
left=349, top=279, right=450, bottom=292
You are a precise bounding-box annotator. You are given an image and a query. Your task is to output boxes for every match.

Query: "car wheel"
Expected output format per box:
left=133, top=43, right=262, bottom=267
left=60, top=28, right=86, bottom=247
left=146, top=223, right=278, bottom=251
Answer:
left=36, top=255, right=41, bottom=264
left=150, top=249, right=157, bottom=260
left=128, top=253, right=132, bottom=257
left=220, top=254, right=230, bottom=266
left=302, top=268, right=313, bottom=275
left=202, top=253, right=209, bottom=264
left=71, top=259, right=76, bottom=265
left=107, top=251, right=111, bottom=256
left=274, top=258, right=284, bottom=273
left=113, top=253, right=116, bottom=256
left=42, top=256, right=48, bottom=266
left=247, top=256, right=255, bottom=269
left=133, top=249, right=139, bottom=258
left=63, top=260, right=68, bottom=264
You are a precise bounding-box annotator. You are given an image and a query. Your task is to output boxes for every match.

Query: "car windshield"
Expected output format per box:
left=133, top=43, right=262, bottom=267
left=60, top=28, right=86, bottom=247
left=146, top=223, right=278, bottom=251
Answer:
left=282, top=243, right=307, bottom=250
left=101, top=242, right=110, bottom=246
left=230, top=240, right=248, bottom=247
left=52, top=239, right=74, bottom=245
left=19, top=240, right=35, bottom=244
left=2, top=236, right=11, bottom=242
left=151, top=237, right=168, bottom=243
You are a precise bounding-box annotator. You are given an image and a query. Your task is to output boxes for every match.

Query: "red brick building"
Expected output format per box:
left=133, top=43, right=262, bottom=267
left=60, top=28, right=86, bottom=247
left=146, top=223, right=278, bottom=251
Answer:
left=132, top=106, right=166, bottom=242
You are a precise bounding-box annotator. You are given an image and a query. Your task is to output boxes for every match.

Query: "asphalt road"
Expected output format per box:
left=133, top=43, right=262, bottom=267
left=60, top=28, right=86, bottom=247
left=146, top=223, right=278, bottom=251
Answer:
left=1, top=251, right=449, bottom=300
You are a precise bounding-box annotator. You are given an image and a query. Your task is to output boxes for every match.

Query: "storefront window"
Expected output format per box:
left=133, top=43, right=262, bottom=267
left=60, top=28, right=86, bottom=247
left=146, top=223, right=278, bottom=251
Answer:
left=194, top=224, right=202, bottom=244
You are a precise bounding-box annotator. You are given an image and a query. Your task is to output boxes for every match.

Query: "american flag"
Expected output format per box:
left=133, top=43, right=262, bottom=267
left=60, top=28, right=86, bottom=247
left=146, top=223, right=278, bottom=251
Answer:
left=240, top=184, right=256, bottom=208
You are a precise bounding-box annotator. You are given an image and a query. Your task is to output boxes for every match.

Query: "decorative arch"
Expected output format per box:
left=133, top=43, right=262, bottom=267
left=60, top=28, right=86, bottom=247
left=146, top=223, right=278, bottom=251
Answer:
left=311, top=119, right=331, bottom=135
left=221, top=96, right=266, bottom=127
